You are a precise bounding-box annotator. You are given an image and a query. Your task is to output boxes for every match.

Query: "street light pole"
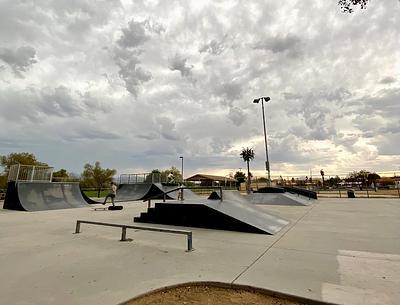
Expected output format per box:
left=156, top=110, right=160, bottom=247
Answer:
left=179, top=156, right=184, bottom=200
left=180, top=156, right=184, bottom=184
left=253, top=96, right=271, bottom=186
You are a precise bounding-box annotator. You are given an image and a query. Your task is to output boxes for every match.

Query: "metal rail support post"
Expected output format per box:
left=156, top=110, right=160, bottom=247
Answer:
left=187, top=232, right=192, bottom=251
left=75, top=221, right=81, bottom=234
left=121, top=227, right=127, bottom=241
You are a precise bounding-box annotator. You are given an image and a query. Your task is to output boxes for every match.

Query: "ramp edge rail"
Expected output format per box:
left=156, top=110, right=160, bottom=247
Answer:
left=74, top=220, right=193, bottom=252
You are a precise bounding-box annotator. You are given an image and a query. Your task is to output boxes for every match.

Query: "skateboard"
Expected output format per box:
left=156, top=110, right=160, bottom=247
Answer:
left=93, top=205, right=123, bottom=211
left=108, top=205, right=123, bottom=210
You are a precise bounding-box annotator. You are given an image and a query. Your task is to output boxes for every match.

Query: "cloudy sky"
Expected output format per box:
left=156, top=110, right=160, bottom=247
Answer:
left=0, top=0, right=399, bottom=178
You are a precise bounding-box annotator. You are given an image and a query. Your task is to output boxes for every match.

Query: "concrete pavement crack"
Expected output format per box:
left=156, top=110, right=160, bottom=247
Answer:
left=231, top=202, right=319, bottom=284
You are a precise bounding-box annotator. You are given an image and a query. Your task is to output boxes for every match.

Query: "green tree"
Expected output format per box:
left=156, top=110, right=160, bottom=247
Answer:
left=328, top=176, right=342, bottom=188
left=240, top=147, right=255, bottom=193
left=52, top=169, right=69, bottom=182
left=81, top=161, right=116, bottom=197
left=0, top=152, right=48, bottom=188
left=0, top=174, right=7, bottom=190
left=234, top=171, right=246, bottom=189
left=367, top=173, right=381, bottom=190
left=145, top=167, right=182, bottom=184
left=0, top=152, right=48, bottom=173
left=144, top=169, right=161, bottom=183
left=346, top=170, right=380, bottom=189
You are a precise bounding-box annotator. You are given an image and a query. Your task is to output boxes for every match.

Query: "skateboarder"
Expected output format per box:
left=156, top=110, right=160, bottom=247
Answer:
left=103, top=182, right=117, bottom=206
left=167, top=172, right=175, bottom=183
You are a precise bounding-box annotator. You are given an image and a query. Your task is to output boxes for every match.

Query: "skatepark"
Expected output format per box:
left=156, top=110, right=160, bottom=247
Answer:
left=1, top=172, right=399, bottom=305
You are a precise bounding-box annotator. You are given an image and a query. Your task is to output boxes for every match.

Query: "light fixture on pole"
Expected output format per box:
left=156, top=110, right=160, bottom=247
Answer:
left=253, top=96, right=271, bottom=186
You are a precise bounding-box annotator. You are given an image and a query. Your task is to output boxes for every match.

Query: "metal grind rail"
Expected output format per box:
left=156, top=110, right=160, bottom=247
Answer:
left=146, top=186, right=224, bottom=202
left=74, top=220, right=193, bottom=252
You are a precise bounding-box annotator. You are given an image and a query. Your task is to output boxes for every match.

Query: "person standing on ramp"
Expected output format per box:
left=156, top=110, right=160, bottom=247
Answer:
left=103, top=182, right=117, bottom=206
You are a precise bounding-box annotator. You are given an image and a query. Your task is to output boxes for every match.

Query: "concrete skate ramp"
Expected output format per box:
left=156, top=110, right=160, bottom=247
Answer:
left=116, top=183, right=174, bottom=202
left=135, top=193, right=288, bottom=235
left=3, top=182, right=89, bottom=211
left=283, top=187, right=318, bottom=199
left=248, top=192, right=315, bottom=206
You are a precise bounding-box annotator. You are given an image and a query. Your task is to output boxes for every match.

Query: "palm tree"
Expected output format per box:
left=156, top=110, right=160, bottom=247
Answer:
left=240, top=147, right=255, bottom=193
left=320, top=169, right=325, bottom=189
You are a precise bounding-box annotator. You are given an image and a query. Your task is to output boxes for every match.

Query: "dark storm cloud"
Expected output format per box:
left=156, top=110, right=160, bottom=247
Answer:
left=210, top=137, right=232, bottom=154
left=113, top=18, right=160, bottom=96
left=142, top=19, right=166, bottom=34
left=115, top=55, right=152, bottom=96
left=254, top=34, right=303, bottom=58
left=374, top=132, right=400, bottom=155
left=356, top=88, right=400, bottom=118
left=283, top=88, right=352, bottom=140
left=199, top=39, right=225, bottom=55
left=0, top=138, right=23, bottom=149
left=62, top=127, right=120, bottom=141
left=283, top=92, right=303, bottom=100
left=0, top=89, right=41, bottom=122
left=168, top=54, right=194, bottom=78
left=136, top=132, right=159, bottom=140
left=351, top=88, right=400, bottom=137
left=40, top=86, right=82, bottom=117
left=0, top=46, right=37, bottom=77
left=379, top=76, right=397, bottom=84
left=117, top=19, right=150, bottom=49
left=214, top=82, right=242, bottom=101
left=227, top=107, right=247, bottom=126
left=0, top=86, right=113, bottom=123
left=260, top=133, right=316, bottom=164
left=156, top=117, right=180, bottom=141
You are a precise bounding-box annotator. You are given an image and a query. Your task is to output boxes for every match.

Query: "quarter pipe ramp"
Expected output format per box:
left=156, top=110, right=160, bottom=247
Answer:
left=116, top=183, right=177, bottom=202
left=3, top=182, right=90, bottom=211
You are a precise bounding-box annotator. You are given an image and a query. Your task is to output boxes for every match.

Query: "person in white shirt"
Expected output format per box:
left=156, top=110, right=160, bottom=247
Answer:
left=167, top=172, right=175, bottom=183
left=103, top=182, right=117, bottom=206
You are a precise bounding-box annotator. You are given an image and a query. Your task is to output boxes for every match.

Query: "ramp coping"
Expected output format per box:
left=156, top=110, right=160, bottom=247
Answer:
left=74, top=220, right=193, bottom=252
left=146, top=185, right=224, bottom=202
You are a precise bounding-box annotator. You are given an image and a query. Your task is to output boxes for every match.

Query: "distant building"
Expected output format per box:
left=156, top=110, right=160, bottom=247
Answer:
left=185, top=174, right=236, bottom=187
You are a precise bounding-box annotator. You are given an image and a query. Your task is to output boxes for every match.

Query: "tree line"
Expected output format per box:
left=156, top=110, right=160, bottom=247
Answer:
left=0, top=151, right=390, bottom=195
left=0, top=152, right=116, bottom=196
left=0, top=152, right=183, bottom=197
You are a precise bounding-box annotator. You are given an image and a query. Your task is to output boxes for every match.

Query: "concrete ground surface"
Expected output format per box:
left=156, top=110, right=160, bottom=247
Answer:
left=0, top=198, right=399, bottom=305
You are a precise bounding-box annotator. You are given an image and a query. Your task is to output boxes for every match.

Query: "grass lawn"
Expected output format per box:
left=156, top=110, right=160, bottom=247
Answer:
left=83, top=190, right=108, bottom=198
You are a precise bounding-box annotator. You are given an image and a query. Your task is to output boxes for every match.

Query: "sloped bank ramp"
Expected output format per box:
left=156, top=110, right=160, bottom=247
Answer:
left=3, top=182, right=89, bottom=211
left=248, top=192, right=315, bottom=206
left=135, top=191, right=288, bottom=234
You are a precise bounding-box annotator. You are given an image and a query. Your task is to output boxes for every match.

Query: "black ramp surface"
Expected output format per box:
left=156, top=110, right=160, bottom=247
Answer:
left=5, top=182, right=89, bottom=211
left=207, top=191, right=289, bottom=234
left=247, top=192, right=315, bottom=206
left=135, top=193, right=289, bottom=235
left=3, top=182, right=22, bottom=210
left=116, top=183, right=165, bottom=201
left=283, top=187, right=318, bottom=199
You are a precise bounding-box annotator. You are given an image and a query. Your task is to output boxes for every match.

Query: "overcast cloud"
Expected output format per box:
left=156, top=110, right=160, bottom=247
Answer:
left=0, top=0, right=399, bottom=178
